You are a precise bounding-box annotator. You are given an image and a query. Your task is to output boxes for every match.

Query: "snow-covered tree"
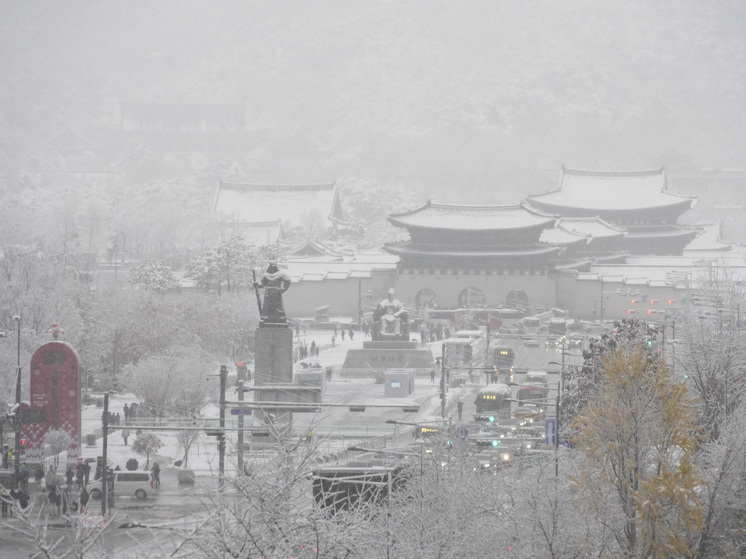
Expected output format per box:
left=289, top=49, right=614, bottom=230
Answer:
left=121, top=346, right=213, bottom=417
left=129, top=260, right=177, bottom=294
left=42, top=429, right=73, bottom=469
left=571, top=343, right=704, bottom=557
left=132, top=433, right=163, bottom=469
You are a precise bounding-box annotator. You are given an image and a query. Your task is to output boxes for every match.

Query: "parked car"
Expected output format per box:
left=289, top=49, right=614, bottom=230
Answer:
left=524, top=337, right=539, bottom=347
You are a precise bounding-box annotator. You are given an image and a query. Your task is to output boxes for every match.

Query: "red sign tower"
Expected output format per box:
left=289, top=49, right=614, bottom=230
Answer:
left=22, top=341, right=81, bottom=462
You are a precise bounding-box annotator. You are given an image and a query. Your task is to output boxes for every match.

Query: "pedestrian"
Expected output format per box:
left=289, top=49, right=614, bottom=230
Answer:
left=310, top=340, right=316, bottom=355
left=122, top=427, right=130, bottom=446
left=45, top=466, right=56, bottom=493
left=315, top=345, right=320, bottom=357
left=66, top=465, right=74, bottom=488
left=363, top=321, right=370, bottom=338
left=123, top=403, right=130, bottom=422
left=76, top=464, right=84, bottom=488
left=83, top=463, right=90, bottom=486
left=151, top=462, right=161, bottom=488
left=20, top=463, right=29, bottom=492
left=331, top=334, right=336, bottom=347
left=341, top=329, right=345, bottom=341
left=457, top=400, right=464, bottom=420
left=430, top=369, right=435, bottom=383
left=1, top=486, right=9, bottom=517
left=348, top=327, right=354, bottom=341
left=115, top=412, right=121, bottom=426
left=79, top=486, right=89, bottom=514
left=295, top=323, right=300, bottom=340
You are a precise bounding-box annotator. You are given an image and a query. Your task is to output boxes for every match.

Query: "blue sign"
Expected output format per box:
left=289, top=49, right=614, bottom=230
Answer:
left=545, top=419, right=556, bottom=446
left=456, top=427, right=469, bottom=440
left=230, top=408, right=253, bottom=416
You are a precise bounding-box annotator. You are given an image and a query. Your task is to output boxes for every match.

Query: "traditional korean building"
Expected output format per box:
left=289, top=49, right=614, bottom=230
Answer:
left=213, top=182, right=346, bottom=244
left=526, top=166, right=698, bottom=255
left=381, top=201, right=562, bottom=311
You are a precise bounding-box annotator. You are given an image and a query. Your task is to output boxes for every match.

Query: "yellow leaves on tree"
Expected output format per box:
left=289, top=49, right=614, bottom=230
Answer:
left=571, top=344, right=704, bottom=558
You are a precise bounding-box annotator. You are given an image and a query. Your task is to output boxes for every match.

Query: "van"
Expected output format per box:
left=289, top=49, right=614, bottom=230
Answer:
left=87, top=471, right=158, bottom=501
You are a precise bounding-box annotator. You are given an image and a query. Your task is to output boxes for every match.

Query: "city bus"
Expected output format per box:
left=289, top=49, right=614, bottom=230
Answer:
left=474, top=383, right=512, bottom=422
left=517, top=370, right=550, bottom=408
left=548, top=317, right=567, bottom=336
left=493, top=346, right=515, bottom=371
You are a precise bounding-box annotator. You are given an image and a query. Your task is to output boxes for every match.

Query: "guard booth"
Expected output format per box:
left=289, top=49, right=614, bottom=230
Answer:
left=312, top=464, right=406, bottom=514
left=384, top=370, right=415, bottom=398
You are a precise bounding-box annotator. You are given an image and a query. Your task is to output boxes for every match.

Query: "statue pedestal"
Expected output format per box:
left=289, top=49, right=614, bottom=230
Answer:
left=254, top=326, right=293, bottom=385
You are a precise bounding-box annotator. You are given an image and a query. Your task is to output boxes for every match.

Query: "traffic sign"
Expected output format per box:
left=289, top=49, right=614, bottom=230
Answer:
left=456, top=427, right=469, bottom=440
left=230, top=408, right=253, bottom=416
left=545, top=418, right=556, bottom=446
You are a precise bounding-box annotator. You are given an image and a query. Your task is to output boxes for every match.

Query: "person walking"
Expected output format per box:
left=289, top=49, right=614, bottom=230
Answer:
left=341, top=329, right=345, bottom=341
left=331, top=334, right=336, bottom=347
left=66, top=465, right=74, bottom=489
left=457, top=400, right=464, bottom=420
left=430, top=369, right=436, bottom=383
left=348, top=327, right=354, bottom=341
left=122, top=427, right=130, bottom=446
left=152, top=462, right=161, bottom=488
left=123, top=403, right=130, bottom=422
left=79, top=486, right=89, bottom=514
left=310, top=340, right=316, bottom=356
left=20, top=463, right=29, bottom=492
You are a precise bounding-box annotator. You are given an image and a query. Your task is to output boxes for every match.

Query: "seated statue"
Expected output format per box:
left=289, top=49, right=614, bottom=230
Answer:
left=374, top=288, right=409, bottom=339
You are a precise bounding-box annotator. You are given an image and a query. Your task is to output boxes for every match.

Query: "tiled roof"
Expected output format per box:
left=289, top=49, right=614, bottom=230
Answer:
left=526, top=167, right=696, bottom=212
left=383, top=242, right=562, bottom=258
left=683, top=222, right=734, bottom=252
left=213, top=181, right=346, bottom=226
left=624, top=226, right=699, bottom=240
left=388, top=201, right=556, bottom=231
left=557, top=217, right=626, bottom=239
left=540, top=227, right=589, bottom=246
left=282, top=249, right=399, bottom=283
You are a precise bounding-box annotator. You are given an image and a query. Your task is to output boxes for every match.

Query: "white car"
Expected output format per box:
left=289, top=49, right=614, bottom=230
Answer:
left=88, top=470, right=158, bottom=501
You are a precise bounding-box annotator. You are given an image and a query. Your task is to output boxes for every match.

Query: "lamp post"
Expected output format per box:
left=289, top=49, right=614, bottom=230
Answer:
left=12, top=315, right=21, bottom=490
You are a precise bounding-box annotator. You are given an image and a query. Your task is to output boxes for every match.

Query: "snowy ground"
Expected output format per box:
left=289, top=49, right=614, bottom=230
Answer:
left=66, top=330, right=472, bottom=478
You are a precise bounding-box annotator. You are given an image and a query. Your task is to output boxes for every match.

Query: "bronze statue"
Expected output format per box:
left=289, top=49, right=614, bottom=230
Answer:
left=253, top=260, right=291, bottom=324
left=372, top=288, right=409, bottom=340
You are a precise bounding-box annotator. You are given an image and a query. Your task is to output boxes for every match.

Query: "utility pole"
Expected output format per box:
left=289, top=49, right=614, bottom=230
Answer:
left=440, top=344, right=446, bottom=418
left=101, top=391, right=110, bottom=516
left=219, top=365, right=227, bottom=486
left=236, top=380, right=245, bottom=475
left=357, top=278, right=362, bottom=331
left=13, top=315, right=21, bottom=490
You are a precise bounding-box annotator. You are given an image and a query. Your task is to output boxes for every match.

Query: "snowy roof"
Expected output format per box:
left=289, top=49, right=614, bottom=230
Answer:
left=683, top=221, right=734, bottom=252
left=213, top=182, right=346, bottom=227
left=557, top=217, right=626, bottom=239
left=383, top=242, right=562, bottom=258
left=388, top=200, right=556, bottom=231
left=526, top=167, right=696, bottom=213
left=283, top=249, right=399, bottom=283
left=287, top=238, right=351, bottom=260
left=624, top=226, right=699, bottom=240
left=539, top=227, right=588, bottom=246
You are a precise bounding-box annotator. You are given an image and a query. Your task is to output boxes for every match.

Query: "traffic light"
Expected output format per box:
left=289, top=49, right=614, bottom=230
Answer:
left=491, top=439, right=500, bottom=447
left=631, top=299, right=639, bottom=304
left=647, top=339, right=653, bottom=347
left=19, top=439, right=25, bottom=455
left=626, top=309, right=637, bottom=314
left=672, top=339, right=678, bottom=347
left=667, top=299, right=675, bottom=304
left=488, top=415, right=495, bottom=423
left=648, top=309, right=655, bottom=315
